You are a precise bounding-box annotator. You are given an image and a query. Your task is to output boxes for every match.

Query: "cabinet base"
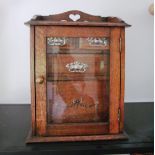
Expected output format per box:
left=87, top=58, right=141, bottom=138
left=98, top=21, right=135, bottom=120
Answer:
left=26, top=130, right=128, bottom=143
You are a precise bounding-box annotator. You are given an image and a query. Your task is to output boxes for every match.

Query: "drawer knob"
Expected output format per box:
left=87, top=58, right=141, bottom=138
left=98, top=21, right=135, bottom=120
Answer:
left=66, top=61, right=88, bottom=73
left=36, top=76, right=44, bottom=84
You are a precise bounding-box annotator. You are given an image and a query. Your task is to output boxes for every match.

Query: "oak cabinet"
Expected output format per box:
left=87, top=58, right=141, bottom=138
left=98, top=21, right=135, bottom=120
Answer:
left=25, top=10, right=130, bottom=143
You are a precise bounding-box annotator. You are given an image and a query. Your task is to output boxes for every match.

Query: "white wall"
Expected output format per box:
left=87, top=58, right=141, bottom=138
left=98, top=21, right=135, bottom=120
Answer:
left=0, top=0, right=154, bottom=104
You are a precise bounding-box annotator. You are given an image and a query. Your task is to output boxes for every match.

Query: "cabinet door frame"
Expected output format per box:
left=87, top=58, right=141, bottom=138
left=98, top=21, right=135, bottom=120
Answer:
left=34, top=26, right=121, bottom=136
left=109, top=27, right=121, bottom=133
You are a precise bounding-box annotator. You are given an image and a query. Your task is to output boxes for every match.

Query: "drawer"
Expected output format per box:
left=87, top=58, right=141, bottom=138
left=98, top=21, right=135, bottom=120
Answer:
left=47, top=80, right=109, bottom=124
left=47, top=37, right=110, bottom=53
left=47, top=53, right=109, bottom=77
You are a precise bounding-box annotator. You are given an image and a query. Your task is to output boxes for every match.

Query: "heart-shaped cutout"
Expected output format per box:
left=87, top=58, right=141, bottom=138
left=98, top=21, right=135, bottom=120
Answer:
left=69, top=14, right=80, bottom=21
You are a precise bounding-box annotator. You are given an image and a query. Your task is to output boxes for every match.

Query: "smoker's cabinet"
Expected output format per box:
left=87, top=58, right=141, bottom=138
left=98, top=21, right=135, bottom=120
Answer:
left=25, top=10, right=130, bottom=143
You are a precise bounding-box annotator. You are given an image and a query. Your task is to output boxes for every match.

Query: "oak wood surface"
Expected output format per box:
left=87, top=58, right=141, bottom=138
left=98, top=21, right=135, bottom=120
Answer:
left=109, top=28, right=121, bottom=133
left=120, top=28, right=125, bottom=132
left=27, top=132, right=127, bottom=143
left=35, top=26, right=47, bottom=136
left=30, top=26, right=36, bottom=135
left=46, top=123, right=109, bottom=136
left=42, top=26, right=110, bottom=37
left=26, top=21, right=131, bottom=27
left=32, top=10, right=103, bottom=22
left=25, top=10, right=130, bottom=27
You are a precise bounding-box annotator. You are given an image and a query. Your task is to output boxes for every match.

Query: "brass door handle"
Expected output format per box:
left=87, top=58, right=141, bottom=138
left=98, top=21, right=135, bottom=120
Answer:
left=36, top=76, right=44, bottom=84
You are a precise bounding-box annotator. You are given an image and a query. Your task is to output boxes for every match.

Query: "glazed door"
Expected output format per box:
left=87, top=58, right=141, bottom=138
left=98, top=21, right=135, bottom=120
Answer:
left=35, top=26, right=121, bottom=136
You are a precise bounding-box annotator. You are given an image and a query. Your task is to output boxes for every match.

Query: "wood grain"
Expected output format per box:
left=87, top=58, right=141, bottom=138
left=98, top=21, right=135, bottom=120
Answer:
left=26, top=21, right=131, bottom=27
left=46, top=123, right=109, bottom=136
left=40, top=26, right=110, bottom=38
left=35, top=26, right=47, bottom=136
left=26, top=132, right=127, bottom=143
left=120, top=28, right=125, bottom=132
left=30, top=26, right=36, bottom=135
left=109, top=28, right=121, bottom=133
left=33, top=10, right=103, bottom=22
left=25, top=10, right=130, bottom=27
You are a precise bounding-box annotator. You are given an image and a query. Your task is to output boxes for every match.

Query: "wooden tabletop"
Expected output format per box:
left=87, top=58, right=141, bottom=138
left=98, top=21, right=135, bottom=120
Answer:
left=0, top=102, right=153, bottom=155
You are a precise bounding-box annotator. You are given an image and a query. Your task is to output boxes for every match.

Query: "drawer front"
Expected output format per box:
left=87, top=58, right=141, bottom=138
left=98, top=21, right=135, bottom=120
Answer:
left=47, top=53, right=109, bottom=77
left=47, top=80, right=109, bottom=124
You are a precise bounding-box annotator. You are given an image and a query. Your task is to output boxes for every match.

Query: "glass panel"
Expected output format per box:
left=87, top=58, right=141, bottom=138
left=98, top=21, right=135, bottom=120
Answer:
left=46, top=37, right=110, bottom=124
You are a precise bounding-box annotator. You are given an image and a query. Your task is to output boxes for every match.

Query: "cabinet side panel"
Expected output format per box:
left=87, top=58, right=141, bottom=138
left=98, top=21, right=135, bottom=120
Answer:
left=109, top=28, right=121, bottom=133
left=30, top=26, right=36, bottom=135
left=120, top=28, right=125, bottom=132
left=35, top=26, right=47, bottom=136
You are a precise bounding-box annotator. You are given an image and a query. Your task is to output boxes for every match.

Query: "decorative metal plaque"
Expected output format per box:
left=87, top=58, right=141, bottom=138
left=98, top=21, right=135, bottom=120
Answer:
left=87, top=37, right=109, bottom=46
left=47, top=37, right=67, bottom=46
left=66, top=61, right=88, bottom=73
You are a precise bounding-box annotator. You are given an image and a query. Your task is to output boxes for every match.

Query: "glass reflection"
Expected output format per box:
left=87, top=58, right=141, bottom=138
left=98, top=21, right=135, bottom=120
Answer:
left=46, top=37, right=109, bottom=124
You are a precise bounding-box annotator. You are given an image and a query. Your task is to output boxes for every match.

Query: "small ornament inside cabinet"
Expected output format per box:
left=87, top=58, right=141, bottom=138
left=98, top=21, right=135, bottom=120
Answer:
left=25, top=10, right=130, bottom=143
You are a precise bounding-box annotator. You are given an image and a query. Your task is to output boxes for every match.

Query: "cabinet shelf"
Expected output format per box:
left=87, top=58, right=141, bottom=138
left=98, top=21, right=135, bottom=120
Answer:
left=47, top=49, right=110, bottom=54
left=47, top=75, right=109, bottom=81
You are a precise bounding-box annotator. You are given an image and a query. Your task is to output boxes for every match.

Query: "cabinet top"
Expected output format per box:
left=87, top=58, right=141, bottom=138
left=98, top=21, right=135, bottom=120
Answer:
left=25, top=10, right=131, bottom=27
